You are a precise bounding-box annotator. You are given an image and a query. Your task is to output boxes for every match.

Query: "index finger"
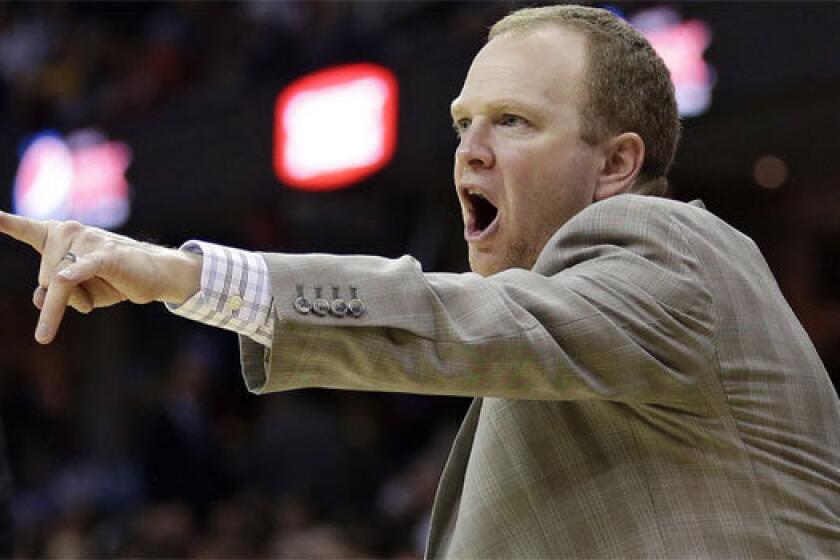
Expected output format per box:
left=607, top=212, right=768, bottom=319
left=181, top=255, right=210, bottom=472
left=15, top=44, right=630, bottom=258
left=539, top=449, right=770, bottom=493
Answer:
left=0, top=211, right=48, bottom=252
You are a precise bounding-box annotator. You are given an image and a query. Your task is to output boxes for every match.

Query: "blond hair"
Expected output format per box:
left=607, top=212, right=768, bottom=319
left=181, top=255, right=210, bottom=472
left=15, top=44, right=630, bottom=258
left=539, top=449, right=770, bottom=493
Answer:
left=490, top=5, right=680, bottom=196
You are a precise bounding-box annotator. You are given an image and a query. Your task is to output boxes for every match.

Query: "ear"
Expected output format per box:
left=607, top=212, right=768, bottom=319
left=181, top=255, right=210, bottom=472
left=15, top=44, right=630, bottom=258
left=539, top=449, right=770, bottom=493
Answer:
left=594, top=132, right=645, bottom=201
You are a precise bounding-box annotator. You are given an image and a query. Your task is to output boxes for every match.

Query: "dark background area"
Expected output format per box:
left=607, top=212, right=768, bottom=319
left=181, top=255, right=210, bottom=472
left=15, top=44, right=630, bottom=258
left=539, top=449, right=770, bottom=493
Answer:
left=0, top=1, right=838, bottom=557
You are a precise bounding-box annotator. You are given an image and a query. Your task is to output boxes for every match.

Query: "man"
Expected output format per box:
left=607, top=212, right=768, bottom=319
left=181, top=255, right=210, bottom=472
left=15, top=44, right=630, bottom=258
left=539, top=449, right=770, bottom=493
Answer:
left=1, top=5, right=839, bottom=558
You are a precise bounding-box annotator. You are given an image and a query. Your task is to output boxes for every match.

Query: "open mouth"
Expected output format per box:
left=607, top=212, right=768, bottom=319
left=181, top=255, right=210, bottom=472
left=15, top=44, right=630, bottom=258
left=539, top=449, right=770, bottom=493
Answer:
left=465, top=190, right=500, bottom=240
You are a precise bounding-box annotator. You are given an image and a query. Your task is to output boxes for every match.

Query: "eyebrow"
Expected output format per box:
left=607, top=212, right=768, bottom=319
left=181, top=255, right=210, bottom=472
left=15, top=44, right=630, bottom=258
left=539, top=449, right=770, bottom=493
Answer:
left=450, top=98, right=546, bottom=121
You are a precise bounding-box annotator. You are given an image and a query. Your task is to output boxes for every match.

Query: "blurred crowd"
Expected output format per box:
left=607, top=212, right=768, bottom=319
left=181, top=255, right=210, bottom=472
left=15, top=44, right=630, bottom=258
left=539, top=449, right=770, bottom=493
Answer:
left=0, top=1, right=492, bottom=557
left=1, top=319, right=465, bottom=558
left=0, top=1, right=382, bottom=131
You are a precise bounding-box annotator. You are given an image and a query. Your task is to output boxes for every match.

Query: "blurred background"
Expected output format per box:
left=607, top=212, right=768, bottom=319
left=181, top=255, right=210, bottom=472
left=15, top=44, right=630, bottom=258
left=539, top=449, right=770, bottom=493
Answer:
left=0, top=1, right=838, bottom=557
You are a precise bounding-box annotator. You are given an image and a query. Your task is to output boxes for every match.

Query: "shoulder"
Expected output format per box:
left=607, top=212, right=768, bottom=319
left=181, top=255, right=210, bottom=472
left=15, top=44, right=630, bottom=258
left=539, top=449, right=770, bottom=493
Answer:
left=565, top=194, right=709, bottom=237
left=532, top=194, right=717, bottom=352
left=535, top=195, right=710, bottom=270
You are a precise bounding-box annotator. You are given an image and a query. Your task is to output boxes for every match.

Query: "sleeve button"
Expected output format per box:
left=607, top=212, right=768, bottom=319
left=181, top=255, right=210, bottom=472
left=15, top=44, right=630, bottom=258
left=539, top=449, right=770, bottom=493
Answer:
left=312, top=298, right=330, bottom=316
left=293, top=296, right=312, bottom=314
left=330, top=299, right=348, bottom=317
left=348, top=299, right=366, bottom=318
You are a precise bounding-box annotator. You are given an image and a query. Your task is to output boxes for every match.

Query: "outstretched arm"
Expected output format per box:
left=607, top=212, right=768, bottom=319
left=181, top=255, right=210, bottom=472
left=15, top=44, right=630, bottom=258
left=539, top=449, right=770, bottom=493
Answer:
left=0, top=211, right=202, bottom=344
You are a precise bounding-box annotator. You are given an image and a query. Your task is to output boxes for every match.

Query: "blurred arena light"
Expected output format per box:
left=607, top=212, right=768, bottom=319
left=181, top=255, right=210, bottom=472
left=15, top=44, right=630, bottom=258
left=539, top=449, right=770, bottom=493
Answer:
left=13, top=129, right=132, bottom=229
left=629, top=6, right=714, bottom=117
left=753, top=155, right=788, bottom=189
left=274, top=63, right=398, bottom=191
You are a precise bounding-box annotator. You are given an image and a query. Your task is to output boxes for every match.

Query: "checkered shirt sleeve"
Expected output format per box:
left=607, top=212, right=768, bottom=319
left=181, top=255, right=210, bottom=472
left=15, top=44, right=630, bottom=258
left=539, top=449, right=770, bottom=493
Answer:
left=165, top=241, right=275, bottom=347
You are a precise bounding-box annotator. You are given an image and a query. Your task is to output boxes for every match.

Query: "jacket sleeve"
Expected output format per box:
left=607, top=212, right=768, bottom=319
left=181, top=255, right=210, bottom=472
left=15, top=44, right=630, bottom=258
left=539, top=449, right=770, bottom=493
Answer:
left=239, top=195, right=717, bottom=408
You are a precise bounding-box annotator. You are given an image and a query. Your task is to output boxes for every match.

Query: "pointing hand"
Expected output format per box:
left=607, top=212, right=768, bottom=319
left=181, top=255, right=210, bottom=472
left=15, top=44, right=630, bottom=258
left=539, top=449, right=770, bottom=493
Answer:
left=0, top=212, right=201, bottom=344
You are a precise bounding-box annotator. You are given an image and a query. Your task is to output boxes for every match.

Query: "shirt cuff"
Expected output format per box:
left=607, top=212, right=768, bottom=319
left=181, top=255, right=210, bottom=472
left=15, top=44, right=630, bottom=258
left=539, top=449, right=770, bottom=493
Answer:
left=165, top=241, right=275, bottom=347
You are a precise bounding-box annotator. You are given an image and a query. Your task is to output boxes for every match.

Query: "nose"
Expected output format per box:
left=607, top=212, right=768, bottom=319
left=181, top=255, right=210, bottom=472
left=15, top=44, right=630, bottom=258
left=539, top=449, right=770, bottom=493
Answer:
left=455, top=121, right=495, bottom=169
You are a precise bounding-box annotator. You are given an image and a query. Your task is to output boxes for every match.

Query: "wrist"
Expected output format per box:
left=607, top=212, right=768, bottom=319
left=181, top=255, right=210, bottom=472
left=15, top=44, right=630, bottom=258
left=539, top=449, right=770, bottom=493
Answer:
left=159, top=248, right=203, bottom=305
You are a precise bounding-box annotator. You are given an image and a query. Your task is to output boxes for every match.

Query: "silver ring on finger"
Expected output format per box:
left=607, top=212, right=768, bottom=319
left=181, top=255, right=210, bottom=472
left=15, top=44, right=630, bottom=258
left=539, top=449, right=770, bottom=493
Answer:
left=61, top=251, right=78, bottom=264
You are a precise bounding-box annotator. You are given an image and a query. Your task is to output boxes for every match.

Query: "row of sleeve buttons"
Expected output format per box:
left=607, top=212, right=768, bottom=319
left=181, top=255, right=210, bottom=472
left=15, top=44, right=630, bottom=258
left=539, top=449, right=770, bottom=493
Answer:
left=293, top=285, right=366, bottom=318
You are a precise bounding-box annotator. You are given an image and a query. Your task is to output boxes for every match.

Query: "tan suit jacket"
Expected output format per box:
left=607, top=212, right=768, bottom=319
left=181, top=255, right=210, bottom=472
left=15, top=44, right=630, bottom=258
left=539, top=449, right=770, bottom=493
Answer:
left=240, top=195, right=840, bottom=558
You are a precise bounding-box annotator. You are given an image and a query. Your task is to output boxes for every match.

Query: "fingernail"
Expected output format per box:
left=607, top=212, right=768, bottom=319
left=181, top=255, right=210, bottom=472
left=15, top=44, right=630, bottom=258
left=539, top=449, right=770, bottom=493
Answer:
left=35, top=322, right=50, bottom=342
left=59, top=269, right=76, bottom=280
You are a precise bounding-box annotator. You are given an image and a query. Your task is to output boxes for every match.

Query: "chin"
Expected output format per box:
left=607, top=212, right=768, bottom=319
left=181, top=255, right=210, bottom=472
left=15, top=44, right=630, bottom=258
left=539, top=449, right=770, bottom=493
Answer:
left=469, top=241, right=540, bottom=276
left=468, top=250, right=508, bottom=277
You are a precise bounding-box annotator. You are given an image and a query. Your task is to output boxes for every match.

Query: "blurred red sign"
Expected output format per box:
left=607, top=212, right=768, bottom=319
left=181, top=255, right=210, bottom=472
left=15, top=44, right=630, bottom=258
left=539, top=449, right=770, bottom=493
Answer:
left=274, top=63, right=398, bottom=191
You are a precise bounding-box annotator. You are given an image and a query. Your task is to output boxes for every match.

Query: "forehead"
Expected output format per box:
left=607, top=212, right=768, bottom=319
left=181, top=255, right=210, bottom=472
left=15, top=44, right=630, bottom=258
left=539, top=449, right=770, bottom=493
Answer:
left=451, top=26, right=587, bottom=117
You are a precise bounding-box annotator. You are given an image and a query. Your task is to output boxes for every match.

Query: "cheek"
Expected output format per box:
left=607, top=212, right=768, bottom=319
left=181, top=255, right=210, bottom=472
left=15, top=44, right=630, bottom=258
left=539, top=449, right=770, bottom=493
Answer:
left=507, top=153, right=562, bottom=212
left=507, top=152, right=593, bottom=235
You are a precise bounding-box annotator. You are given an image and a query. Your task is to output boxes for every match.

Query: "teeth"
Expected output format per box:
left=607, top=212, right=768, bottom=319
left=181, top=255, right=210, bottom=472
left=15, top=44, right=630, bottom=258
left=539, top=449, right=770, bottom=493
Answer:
left=467, top=188, right=485, bottom=199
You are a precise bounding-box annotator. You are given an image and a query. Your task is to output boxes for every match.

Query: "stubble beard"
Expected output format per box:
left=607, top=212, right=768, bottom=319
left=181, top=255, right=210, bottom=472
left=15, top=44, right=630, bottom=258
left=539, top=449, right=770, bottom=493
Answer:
left=469, top=235, right=539, bottom=277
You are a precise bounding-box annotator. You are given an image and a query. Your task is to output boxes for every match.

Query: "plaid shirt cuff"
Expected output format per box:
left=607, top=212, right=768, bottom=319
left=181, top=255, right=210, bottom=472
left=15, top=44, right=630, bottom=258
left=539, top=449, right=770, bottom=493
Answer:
left=165, top=241, right=275, bottom=347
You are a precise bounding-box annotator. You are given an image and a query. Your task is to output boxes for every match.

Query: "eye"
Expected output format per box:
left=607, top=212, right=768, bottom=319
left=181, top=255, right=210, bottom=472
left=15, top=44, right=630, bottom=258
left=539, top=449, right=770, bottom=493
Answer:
left=452, top=118, right=471, bottom=137
left=499, top=114, right=527, bottom=127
